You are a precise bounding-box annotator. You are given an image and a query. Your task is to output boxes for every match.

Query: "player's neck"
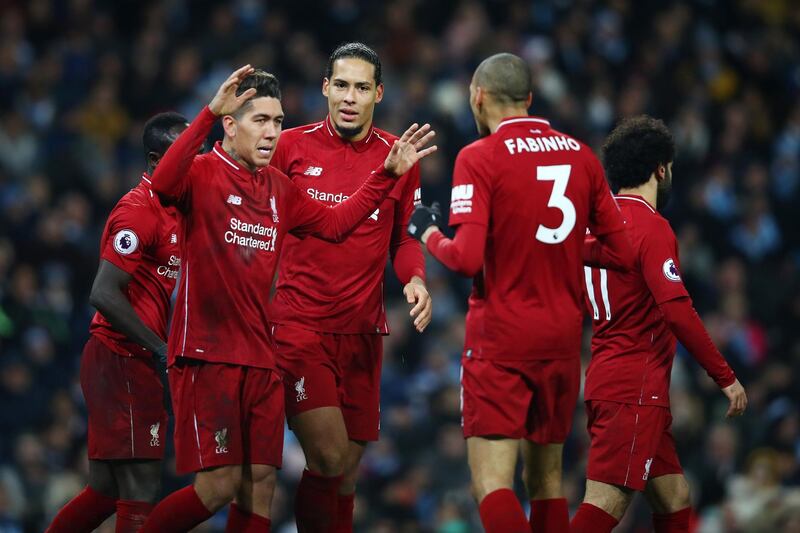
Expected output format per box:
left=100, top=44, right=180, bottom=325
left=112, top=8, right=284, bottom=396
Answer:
left=618, top=178, right=657, bottom=209
left=221, top=139, right=257, bottom=173
left=486, top=107, right=532, bottom=134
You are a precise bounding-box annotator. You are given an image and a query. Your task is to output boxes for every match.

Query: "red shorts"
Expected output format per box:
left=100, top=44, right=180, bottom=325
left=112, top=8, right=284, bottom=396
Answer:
left=460, top=355, right=580, bottom=443
left=585, top=400, right=683, bottom=491
left=80, top=335, right=168, bottom=460
left=169, top=359, right=284, bottom=474
left=274, top=323, right=382, bottom=442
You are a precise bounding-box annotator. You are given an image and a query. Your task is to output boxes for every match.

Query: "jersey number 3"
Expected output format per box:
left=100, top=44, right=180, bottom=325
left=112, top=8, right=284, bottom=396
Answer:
left=535, top=164, right=576, bottom=244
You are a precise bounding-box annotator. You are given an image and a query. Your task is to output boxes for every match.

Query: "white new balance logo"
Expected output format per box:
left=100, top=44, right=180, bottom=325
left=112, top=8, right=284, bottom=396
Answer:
left=227, top=194, right=242, bottom=205
left=369, top=209, right=379, bottom=221
left=304, top=166, right=323, bottom=176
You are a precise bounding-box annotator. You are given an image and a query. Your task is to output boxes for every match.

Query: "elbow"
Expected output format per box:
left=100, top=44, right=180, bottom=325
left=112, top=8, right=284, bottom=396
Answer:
left=88, top=288, right=108, bottom=313
left=461, top=261, right=483, bottom=278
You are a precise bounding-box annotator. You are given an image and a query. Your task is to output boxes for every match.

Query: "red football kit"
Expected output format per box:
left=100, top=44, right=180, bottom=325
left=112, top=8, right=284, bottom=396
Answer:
left=151, top=106, right=400, bottom=472
left=428, top=116, right=628, bottom=442
left=82, top=175, right=178, bottom=459
left=582, top=194, right=736, bottom=490
left=270, top=117, right=424, bottom=440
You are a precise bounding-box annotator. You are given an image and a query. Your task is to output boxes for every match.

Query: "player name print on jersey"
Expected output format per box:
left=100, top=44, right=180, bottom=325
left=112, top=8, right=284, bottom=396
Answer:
left=503, top=135, right=581, bottom=155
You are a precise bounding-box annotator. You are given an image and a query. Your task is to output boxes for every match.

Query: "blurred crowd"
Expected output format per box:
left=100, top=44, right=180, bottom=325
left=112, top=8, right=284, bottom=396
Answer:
left=0, top=0, right=799, bottom=531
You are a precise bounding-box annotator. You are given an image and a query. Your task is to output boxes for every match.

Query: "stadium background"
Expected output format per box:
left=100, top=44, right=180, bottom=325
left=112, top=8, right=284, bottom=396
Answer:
left=0, top=0, right=799, bottom=531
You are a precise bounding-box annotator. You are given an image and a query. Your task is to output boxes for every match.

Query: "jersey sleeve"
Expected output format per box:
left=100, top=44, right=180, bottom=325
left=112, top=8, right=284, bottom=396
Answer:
left=286, top=164, right=397, bottom=242
left=587, top=155, right=625, bottom=236
left=100, top=202, right=158, bottom=275
left=151, top=106, right=216, bottom=210
left=390, top=163, right=425, bottom=283
left=640, top=221, right=690, bottom=304
left=448, top=145, right=492, bottom=228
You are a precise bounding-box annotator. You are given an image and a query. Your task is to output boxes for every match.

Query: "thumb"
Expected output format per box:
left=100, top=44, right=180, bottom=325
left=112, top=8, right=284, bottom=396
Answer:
left=404, top=284, right=416, bottom=303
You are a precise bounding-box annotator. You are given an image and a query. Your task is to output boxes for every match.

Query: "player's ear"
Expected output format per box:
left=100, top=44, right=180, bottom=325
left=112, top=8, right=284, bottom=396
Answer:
left=375, top=83, right=384, bottom=104
left=525, top=91, right=533, bottom=108
left=657, top=164, right=666, bottom=180
left=221, top=115, right=237, bottom=138
left=322, top=78, right=330, bottom=97
left=147, top=151, right=160, bottom=168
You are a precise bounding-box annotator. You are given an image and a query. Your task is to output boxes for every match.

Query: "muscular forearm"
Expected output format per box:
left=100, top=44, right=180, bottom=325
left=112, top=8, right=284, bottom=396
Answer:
left=426, top=224, right=485, bottom=277
left=659, top=297, right=736, bottom=388
left=152, top=106, right=216, bottom=200
left=90, top=289, right=166, bottom=354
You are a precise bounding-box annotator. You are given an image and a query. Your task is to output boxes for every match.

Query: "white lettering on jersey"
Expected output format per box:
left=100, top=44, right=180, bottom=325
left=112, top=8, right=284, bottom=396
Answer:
left=113, top=230, right=139, bottom=255
left=225, top=218, right=277, bottom=252
left=413, top=187, right=422, bottom=206
left=450, top=184, right=474, bottom=214
left=504, top=136, right=581, bottom=155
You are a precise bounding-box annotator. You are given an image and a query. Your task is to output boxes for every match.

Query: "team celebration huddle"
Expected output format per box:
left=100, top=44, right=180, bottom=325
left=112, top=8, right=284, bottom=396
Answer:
left=46, top=42, right=747, bottom=533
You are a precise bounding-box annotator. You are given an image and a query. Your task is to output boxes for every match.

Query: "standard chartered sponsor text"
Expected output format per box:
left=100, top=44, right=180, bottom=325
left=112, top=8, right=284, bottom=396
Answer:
left=225, top=217, right=277, bottom=252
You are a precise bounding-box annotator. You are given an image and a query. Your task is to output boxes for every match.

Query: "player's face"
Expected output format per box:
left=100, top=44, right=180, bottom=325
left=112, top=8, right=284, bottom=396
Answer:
left=323, top=58, right=384, bottom=140
left=469, top=79, right=490, bottom=137
left=228, top=97, right=284, bottom=169
left=656, top=162, right=673, bottom=210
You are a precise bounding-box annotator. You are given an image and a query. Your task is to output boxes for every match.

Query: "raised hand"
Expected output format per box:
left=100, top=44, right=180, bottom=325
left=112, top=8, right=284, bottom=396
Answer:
left=208, top=65, right=258, bottom=116
left=384, top=123, right=437, bottom=178
left=722, top=378, right=747, bottom=418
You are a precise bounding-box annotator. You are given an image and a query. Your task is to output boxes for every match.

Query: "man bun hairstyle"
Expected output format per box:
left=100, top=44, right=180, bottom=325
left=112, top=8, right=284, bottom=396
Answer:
left=233, top=69, right=281, bottom=116
left=473, top=53, right=532, bottom=105
left=143, top=111, right=189, bottom=157
left=326, top=42, right=382, bottom=85
left=602, top=115, right=675, bottom=192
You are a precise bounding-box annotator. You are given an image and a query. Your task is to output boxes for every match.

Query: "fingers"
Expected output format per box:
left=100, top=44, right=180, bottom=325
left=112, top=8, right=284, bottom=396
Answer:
left=403, top=284, right=416, bottom=304
left=416, top=145, right=438, bottom=160
left=413, top=297, right=433, bottom=332
left=236, top=87, right=258, bottom=104
left=413, top=129, right=436, bottom=150
left=409, top=294, right=426, bottom=318
left=222, top=65, right=255, bottom=93
left=399, top=123, right=420, bottom=143
left=406, top=123, right=432, bottom=145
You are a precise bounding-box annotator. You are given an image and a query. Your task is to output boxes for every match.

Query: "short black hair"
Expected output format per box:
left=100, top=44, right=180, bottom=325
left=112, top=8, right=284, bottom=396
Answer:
left=602, top=115, right=675, bottom=192
left=233, top=69, right=281, bottom=116
left=473, top=53, right=532, bottom=105
left=326, top=42, right=382, bottom=85
left=143, top=111, right=189, bottom=157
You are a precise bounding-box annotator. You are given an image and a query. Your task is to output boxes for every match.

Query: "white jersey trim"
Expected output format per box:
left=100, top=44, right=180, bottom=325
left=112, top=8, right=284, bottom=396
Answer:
left=213, top=146, right=240, bottom=171
left=302, top=123, right=325, bottom=134
left=373, top=131, right=391, bottom=148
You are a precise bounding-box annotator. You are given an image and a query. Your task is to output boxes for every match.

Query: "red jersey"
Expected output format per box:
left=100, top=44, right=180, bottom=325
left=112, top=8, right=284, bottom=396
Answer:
left=583, top=195, right=690, bottom=407
left=89, top=174, right=180, bottom=357
left=151, top=107, right=399, bottom=369
left=449, top=116, right=625, bottom=361
left=270, top=117, right=424, bottom=334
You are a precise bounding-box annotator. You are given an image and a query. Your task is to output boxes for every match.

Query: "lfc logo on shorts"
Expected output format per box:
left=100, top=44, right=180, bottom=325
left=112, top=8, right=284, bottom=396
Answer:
left=643, top=457, right=653, bottom=481
left=295, top=377, right=308, bottom=402
left=149, top=423, right=160, bottom=447
left=215, top=428, right=229, bottom=454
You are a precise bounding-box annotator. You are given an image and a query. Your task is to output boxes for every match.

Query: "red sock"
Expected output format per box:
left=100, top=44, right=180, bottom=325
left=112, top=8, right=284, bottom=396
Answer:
left=294, top=469, right=342, bottom=533
left=225, top=502, right=271, bottom=533
left=570, top=503, right=619, bottom=533
left=333, top=493, right=355, bottom=532
left=45, top=486, right=116, bottom=533
left=115, top=500, right=154, bottom=533
left=478, top=489, right=530, bottom=533
left=653, top=507, right=692, bottom=533
left=529, top=497, right=569, bottom=532
left=140, top=485, right=213, bottom=533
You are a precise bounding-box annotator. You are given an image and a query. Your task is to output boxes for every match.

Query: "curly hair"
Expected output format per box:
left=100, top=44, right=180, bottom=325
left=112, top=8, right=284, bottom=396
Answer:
left=601, top=115, right=675, bottom=192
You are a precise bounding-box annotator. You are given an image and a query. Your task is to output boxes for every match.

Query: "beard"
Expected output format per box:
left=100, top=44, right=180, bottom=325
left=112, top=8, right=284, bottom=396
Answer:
left=656, top=167, right=673, bottom=210
left=334, top=122, right=364, bottom=139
